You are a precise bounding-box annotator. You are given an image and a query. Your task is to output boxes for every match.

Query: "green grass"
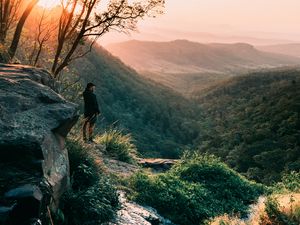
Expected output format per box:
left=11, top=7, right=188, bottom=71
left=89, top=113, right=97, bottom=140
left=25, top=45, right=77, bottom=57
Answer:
left=95, top=129, right=138, bottom=163
left=129, top=152, right=265, bottom=225
left=60, top=137, right=120, bottom=225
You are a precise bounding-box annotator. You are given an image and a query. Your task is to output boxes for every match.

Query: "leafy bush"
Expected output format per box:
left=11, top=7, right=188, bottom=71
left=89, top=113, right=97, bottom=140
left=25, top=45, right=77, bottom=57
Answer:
left=129, top=152, right=265, bottom=225
left=61, top=138, right=119, bottom=225
left=95, top=129, right=137, bottom=163
left=273, top=171, right=300, bottom=193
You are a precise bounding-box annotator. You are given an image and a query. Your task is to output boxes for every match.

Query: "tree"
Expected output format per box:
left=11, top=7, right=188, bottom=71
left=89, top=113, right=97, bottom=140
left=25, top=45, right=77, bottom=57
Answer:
left=51, top=0, right=164, bottom=78
left=8, top=0, right=38, bottom=59
left=0, top=0, right=23, bottom=43
left=28, top=9, right=56, bottom=66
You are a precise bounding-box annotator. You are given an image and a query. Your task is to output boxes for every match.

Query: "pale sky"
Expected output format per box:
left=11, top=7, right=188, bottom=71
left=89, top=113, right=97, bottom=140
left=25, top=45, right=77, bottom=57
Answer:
left=100, top=0, right=300, bottom=45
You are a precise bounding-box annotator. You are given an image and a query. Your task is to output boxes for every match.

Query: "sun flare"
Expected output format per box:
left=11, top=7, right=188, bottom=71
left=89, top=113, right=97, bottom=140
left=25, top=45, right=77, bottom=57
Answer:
left=37, top=0, right=61, bottom=9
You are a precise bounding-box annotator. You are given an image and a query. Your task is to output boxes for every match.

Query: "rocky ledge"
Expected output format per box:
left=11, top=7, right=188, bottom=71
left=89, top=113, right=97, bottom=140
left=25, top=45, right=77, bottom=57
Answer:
left=0, top=64, right=78, bottom=224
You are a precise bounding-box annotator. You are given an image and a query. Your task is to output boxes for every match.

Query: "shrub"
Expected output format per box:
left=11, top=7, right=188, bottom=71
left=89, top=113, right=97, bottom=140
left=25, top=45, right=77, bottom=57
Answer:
left=129, top=152, right=265, bottom=225
left=273, top=171, right=300, bottom=193
left=95, top=129, right=137, bottom=163
left=61, top=138, right=120, bottom=225
left=172, top=153, right=265, bottom=214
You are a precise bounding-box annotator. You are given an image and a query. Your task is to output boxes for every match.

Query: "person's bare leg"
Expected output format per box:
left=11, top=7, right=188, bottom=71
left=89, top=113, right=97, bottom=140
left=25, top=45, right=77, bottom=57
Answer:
left=82, top=119, right=90, bottom=142
left=88, top=123, right=95, bottom=141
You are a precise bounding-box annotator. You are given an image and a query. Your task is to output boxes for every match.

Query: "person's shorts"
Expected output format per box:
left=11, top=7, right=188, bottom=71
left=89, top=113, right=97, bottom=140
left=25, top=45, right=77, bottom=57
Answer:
left=85, top=114, right=97, bottom=125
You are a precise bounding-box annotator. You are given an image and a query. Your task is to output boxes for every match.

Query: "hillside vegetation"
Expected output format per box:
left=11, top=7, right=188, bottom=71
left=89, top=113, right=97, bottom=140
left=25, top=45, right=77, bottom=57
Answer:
left=70, top=44, right=206, bottom=158
left=16, top=38, right=300, bottom=184
left=195, top=69, right=300, bottom=184
left=9, top=21, right=300, bottom=184
left=10, top=33, right=300, bottom=185
left=129, top=152, right=265, bottom=225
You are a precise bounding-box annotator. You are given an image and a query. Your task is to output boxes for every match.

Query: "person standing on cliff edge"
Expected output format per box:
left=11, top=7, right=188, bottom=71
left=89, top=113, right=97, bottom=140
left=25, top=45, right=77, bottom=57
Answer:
left=82, top=82, right=100, bottom=143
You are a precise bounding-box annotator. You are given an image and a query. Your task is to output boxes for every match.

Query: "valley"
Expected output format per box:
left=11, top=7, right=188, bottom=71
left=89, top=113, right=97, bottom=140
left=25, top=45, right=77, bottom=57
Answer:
left=106, top=40, right=300, bottom=96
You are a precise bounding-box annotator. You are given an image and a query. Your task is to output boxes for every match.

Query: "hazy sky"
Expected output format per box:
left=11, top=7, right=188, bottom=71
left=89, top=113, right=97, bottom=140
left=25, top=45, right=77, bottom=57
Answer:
left=100, top=0, right=300, bottom=45
left=152, top=0, right=300, bottom=32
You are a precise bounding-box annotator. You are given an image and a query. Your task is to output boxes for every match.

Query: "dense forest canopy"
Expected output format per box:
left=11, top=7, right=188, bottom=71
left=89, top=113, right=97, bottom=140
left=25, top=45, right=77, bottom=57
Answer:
left=196, top=69, right=300, bottom=184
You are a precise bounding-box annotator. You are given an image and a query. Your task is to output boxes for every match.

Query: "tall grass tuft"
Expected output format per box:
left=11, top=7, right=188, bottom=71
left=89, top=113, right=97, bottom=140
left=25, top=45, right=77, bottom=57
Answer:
left=95, top=129, right=138, bottom=163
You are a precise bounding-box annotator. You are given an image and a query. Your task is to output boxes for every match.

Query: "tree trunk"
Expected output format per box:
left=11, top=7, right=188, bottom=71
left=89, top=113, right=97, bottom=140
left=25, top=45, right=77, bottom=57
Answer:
left=8, top=0, right=38, bottom=59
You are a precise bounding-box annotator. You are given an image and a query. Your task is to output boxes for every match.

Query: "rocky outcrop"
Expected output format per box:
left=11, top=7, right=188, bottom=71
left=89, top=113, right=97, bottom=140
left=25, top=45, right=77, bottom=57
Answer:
left=0, top=64, right=78, bottom=224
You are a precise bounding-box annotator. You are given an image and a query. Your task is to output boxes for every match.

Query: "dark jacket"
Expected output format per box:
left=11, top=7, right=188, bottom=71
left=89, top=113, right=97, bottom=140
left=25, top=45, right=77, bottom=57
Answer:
left=83, top=89, right=100, bottom=117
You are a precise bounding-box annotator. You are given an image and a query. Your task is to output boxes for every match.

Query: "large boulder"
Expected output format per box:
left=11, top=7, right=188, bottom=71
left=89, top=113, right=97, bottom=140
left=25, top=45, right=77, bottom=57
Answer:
left=0, top=64, right=79, bottom=224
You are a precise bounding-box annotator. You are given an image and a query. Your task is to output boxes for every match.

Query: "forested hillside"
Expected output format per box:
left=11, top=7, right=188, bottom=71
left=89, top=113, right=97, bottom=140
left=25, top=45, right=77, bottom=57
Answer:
left=195, top=69, right=300, bottom=184
left=70, top=44, right=206, bottom=158
left=33, top=42, right=300, bottom=184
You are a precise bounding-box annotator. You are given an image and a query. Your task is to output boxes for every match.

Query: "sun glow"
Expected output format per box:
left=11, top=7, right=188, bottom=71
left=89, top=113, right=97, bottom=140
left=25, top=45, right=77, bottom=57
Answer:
left=37, top=0, right=61, bottom=9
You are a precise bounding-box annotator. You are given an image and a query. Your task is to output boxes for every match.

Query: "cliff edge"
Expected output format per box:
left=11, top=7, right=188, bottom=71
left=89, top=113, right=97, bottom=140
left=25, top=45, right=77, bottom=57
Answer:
left=0, top=64, right=79, bottom=224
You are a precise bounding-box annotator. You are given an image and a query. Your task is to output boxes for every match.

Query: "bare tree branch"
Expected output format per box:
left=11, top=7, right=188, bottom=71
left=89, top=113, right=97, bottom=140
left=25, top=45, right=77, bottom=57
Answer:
left=51, top=0, right=164, bottom=78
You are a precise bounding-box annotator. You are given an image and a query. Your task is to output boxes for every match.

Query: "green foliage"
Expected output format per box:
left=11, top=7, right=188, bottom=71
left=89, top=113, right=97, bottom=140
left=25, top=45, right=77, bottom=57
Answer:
left=71, top=45, right=206, bottom=158
left=273, top=171, right=300, bottom=193
left=61, top=138, right=119, bottom=225
left=129, top=152, right=264, bottom=225
left=58, top=70, right=83, bottom=103
left=70, top=50, right=300, bottom=185
left=173, top=153, right=265, bottom=211
left=196, top=70, right=300, bottom=184
left=95, top=128, right=138, bottom=163
left=65, top=139, right=100, bottom=189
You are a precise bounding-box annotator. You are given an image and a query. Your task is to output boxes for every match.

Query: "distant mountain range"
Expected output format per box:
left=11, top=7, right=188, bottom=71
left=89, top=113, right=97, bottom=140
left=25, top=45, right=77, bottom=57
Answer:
left=106, top=40, right=300, bottom=95
left=101, top=28, right=299, bottom=46
left=258, top=43, right=300, bottom=58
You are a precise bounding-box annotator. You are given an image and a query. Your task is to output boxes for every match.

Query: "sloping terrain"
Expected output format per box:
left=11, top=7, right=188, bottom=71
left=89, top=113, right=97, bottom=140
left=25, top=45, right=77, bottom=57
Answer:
left=258, top=43, right=300, bottom=58
left=70, top=44, right=206, bottom=158
left=106, top=40, right=299, bottom=95
left=195, top=69, right=300, bottom=183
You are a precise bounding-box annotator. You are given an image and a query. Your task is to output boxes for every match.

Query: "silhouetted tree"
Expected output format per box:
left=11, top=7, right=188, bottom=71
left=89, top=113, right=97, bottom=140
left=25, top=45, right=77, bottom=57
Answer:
left=51, top=0, right=164, bottom=78
left=8, top=0, right=38, bottom=59
left=0, top=0, right=22, bottom=43
left=28, top=9, right=56, bottom=66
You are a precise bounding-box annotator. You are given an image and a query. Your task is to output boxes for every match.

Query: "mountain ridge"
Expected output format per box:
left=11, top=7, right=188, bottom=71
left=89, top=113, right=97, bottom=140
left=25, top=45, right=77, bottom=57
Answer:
left=258, top=43, right=300, bottom=58
left=106, top=39, right=300, bottom=96
left=106, top=39, right=299, bottom=73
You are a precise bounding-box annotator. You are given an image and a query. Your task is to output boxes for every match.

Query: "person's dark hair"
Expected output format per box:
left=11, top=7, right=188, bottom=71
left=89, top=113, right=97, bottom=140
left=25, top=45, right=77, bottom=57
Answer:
left=86, top=82, right=95, bottom=89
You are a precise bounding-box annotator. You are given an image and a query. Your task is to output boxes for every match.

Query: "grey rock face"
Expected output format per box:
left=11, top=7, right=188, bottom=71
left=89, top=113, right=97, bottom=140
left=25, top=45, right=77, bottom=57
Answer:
left=0, top=64, right=79, bottom=224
